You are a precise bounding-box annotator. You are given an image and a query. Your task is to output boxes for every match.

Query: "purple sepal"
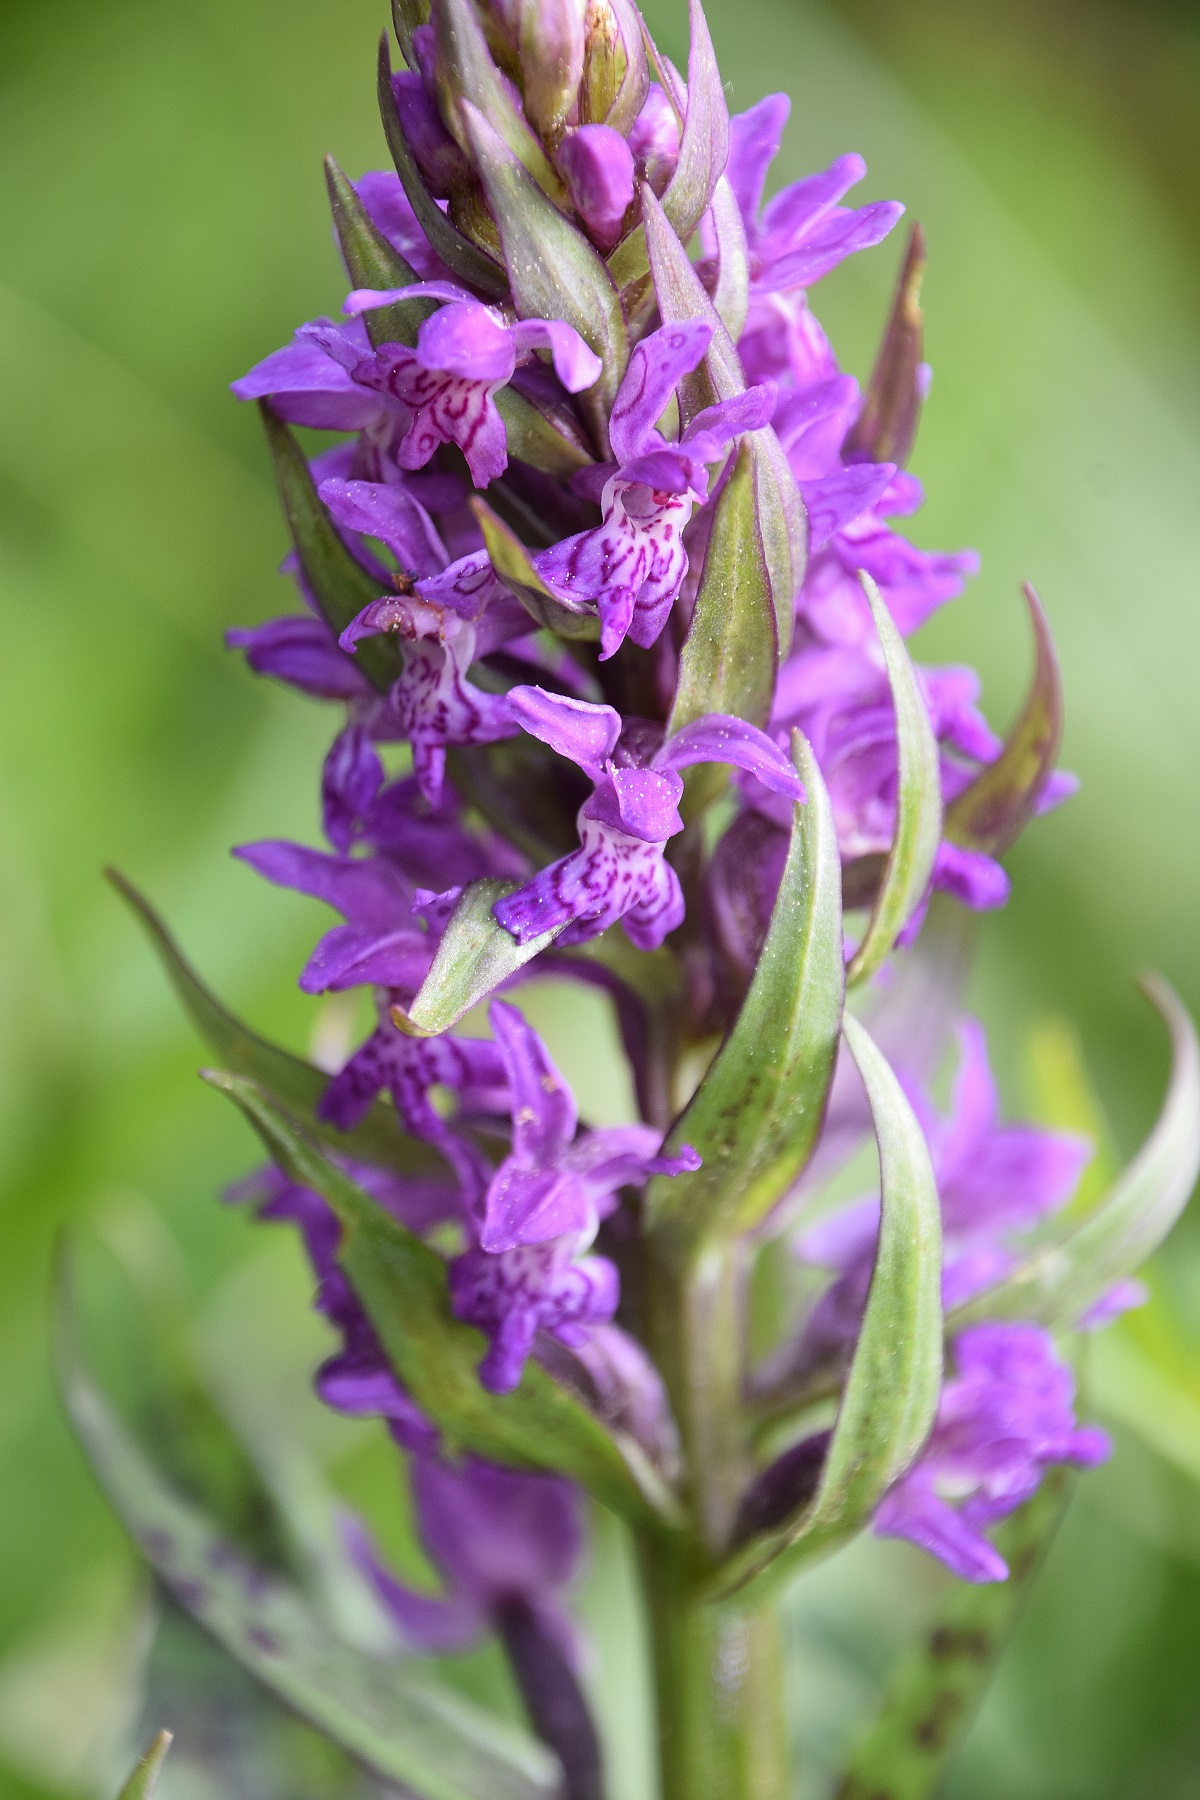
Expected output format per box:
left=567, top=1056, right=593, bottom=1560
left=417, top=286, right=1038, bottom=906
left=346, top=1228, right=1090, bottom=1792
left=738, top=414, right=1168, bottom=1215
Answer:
left=558, top=125, right=635, bottom=250
left=230, top=319, right=381, bottom=430
left=225, top=617, right=372, bottom=701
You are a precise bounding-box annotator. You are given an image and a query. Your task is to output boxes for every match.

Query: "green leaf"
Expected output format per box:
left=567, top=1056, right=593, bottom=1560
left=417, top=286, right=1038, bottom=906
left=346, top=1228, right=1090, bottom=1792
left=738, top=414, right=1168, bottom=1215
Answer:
left=712, top=1013, right=943, bottom=1600
left=846, top=574, right=942, bottom=987
left=376, top=34, right=509, bottom=300
left=642, top=184, right=802, bottom=648
left=646, top=734, right=843, bottom=1251
left=430, top=0, right=566, bottom=204
left=256, top=403, right=398, bottom=693
left=834, top=1469, right=1072, bottom=1800
left=391, top=0, right=431, bottom=70
left=461, top=103, right=627, bottom=411
left=668, top=439, right=777, bottom=734
left=493, top=384, right=595, bottom=479
left=115, top=1731, right=173, bottom=1800
left=393, top=878, right=567, bottom=1037
left=842, top=221, right=927, bottom=468
left=607, top=0, right=728, bottom=289
left=951, top=973, right=1200, bottom=1331
left=106, top=868, right=444, bottom=1179
left=470, top=498, right=600, bottom=639
left=708, top=174, right=750, bottom=345
left=57, top=1271, right=560, bottom=1800
left=323, top=153, right=432, bottom=349
left=945, top=583, right=1065, bottom=857
left=204, top=1072, right=684, bottom=1534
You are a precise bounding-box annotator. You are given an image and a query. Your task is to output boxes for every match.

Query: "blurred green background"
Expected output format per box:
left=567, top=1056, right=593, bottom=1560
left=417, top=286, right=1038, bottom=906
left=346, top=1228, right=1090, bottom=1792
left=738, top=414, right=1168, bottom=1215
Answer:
left=2, top=0, right=1200, bottom=1794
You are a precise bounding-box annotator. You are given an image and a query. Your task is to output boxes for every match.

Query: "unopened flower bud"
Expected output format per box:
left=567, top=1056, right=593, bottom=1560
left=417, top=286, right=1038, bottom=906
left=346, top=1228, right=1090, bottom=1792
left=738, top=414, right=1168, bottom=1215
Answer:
left=580, top=0, right=648, bottom=133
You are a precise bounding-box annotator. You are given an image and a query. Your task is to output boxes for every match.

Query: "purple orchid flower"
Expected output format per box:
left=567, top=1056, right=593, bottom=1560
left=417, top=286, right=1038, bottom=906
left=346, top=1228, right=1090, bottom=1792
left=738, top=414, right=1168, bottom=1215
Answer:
left=341, top=282, right=603, bottom=486
left=873, top=1324, right=1111, bottom=1582
left=491, top=686, right=805, bottom=951
left=533, top=321, right=777, bottom=657
left=346, top=1452, right=586, bottom=1658
left=558, top=125, right=636, bottom=250
left=449, top=1001, right=698, bottom=1394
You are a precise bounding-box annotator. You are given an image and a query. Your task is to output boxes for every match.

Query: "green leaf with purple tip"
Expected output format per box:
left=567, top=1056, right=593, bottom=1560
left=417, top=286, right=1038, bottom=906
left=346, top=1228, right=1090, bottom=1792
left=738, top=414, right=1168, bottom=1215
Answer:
left=256, top=403, right=398, bottom=693
left=646, top=734, right=843, bottom=1252
left=711, top=1013, right=942, bottom=1600
left=945, top=583, right=1065, bottom=858
left=842, top=221, right=927, bottom=469
left=376, top=34, right=509, bottom=299
left=106, top=869, right=444, bottom=1180
left=57, top=1267, right=560, bottom=1800
left=846, top=573, right=942, bottom=987
left=203, top=1071, right=684, bottom=1533
left=951, top=973, right=1200, bottom=1331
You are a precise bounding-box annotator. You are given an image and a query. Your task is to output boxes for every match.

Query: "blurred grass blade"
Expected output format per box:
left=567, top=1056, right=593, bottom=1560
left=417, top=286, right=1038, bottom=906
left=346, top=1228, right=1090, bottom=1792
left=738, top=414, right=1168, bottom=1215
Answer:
left=608, top=0, right=729, bottom=288
left=116, top=1731, right=173, bottom=1800
left=952, top=973, right=1200, bottom=1330
left=668, top=438, right=778, bottom=732
left=107, top=869, right=445, bottom=1178
left=713, top=1014, right=942, bottom=1600
left=376, top=34, right=508, bottom=298
left=462, top=104, right=626, bottom=413
left=945, top=583, right=1064, bottom=858
left=847, top=574, right=942, bottom=987
left=204, top=1071, right=683, bottom=1533
left=257, top=403, right=398, bottom=692
left=56, top=1262, right=560, bottom=1800
left=646, top=734, right=842, bottom=1251
left=470, top=499, right=600, bottom=638
left=430, top=0, right=566, bottom=202
left=834, top=1470, right=1072, bottom=1800
left=842, top=221, right=926, bottom=468
left=393, top=878, right=568, bottom=1036
left=324, top=152, right=432, bottom=347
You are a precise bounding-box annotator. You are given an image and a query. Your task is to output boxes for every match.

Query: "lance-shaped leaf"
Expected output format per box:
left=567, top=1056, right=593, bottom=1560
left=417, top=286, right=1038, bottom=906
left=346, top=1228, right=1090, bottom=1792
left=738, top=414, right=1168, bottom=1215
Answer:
left=377, top=34, right=509, bottom=299
left=846, top=574, right=942, bottom=987
left=841, top=222, right=926, bottom=468
left=668, top=439, right=777, bottom=734
left=608, top=0, right=728, bottom=289
left=257, top=403, right=398, bottom=693
left=470, top=498, right=600, bottom=639
left=711, top=1013, right=942, bottom=1600
left=945, top=583, right=1064, bottom=858
left=324, top=152, right=432, bottom=348
left=106, top=869, right=443, bottom=1179
left=643, top=185, right=802, bottom=648
left=834, top=1469, right=1072, bottom=1800
left=646, top=734, right=843, bottom=1251
left=709, top=173, right=750, bottom=344
left=430, top=0, right=566, bottom=203
left=392, top=0, right=431, bottom=70
left=951, top=973, right=1200, bottom=1331
left=116, top=1732, right=173, bottom=1800
left=206, top=1072, right=682, bottom=1533
left=57, top=1280, right=559, bottom=1800
left=462, top=104, right=627, bottom=413
left=393, top=879, right=567, bottom=1038
left=493, top=384, right=595, bottom=479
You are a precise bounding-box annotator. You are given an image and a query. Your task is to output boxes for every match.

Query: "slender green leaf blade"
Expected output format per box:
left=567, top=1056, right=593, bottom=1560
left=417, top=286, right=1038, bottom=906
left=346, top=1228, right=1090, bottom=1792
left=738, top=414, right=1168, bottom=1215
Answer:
left=116, top=1732, right=173, bottom=1800
left=834, top=1470, right=1072, bottom=1800
left=952, top=973, right=1200, bottom=1330
left=324, top=152, right=432, bottom=348
left=107, top=869, right=444, bottom=1178
left=462, top=104, right=627, bottom=410
left=946, top=583, right=1065, bottom=857
left=394, top=879, right=567, bottom=1036
left=57, top=1279, right=559, bottom=1800
left=257, top=403, right=397, bottom=692
left=205, top=1072, right=683, bottom=1533
left=646, top=734, right=843, bottom=1249
left=470, top=500, right=600, bottom=640
left=713, top=1013, right=942, bottom=1598
left=847, top=574, right=942, bottom=986
left=668, top=438, right=777, bottom=733
left=376, top=34, right=509, bottom=298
